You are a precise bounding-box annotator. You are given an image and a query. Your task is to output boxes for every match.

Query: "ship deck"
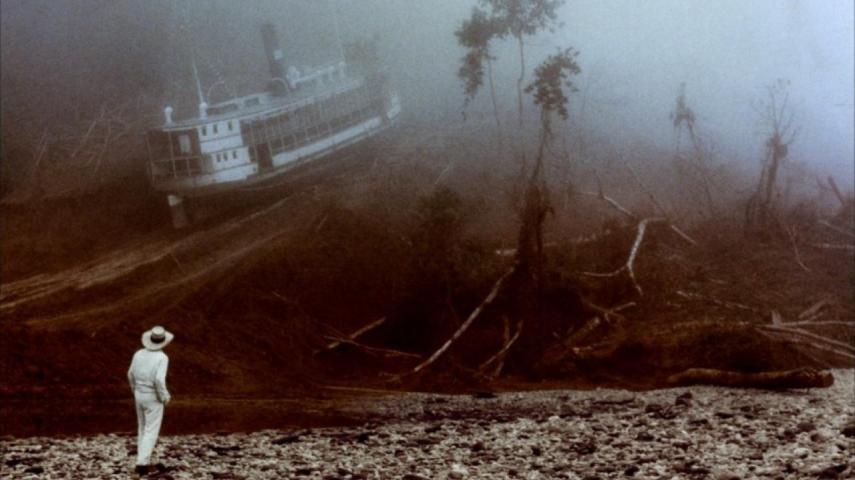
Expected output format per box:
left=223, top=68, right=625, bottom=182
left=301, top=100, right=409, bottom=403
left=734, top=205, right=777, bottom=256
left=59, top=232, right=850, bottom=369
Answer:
left=163, top=77, right=364, bottom=131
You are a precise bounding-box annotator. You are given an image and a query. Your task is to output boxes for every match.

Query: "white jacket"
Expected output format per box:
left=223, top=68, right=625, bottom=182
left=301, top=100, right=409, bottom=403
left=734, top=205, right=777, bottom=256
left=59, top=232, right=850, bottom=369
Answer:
left=128, top=349, right=171, bottom=403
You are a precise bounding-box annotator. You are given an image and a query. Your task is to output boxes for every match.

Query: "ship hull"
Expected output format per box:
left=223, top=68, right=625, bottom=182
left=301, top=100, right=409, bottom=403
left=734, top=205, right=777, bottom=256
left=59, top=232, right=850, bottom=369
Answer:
left=180, top=126, right=394, bottom=223
left=153, top=101, right=400, bottom=199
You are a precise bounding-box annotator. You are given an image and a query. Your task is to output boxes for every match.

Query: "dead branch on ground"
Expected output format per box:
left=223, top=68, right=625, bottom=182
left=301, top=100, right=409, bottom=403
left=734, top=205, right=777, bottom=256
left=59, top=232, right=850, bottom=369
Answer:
left=818, top=220, right=854, bottom=239
left=786, top=225, right=810, bottom=272
left=583, top=174, right=697, bottom=246
left=810, top=243, right=854, bottom=251
left=799, top=298, right=831, bottom=320
left=478, top=315, right=524, bottom=378
left=667, top=367, right=833, bottom=389
left=395, top=261, right=520, bottom=379
left=781, top=321, right=855, bottom=329
left=316, top=316, right=387, bottom=354
left=626, top=165, right=698, bottom=246
left=827, top=176, right=849, bottom=209
left=582, top=218, right=666, bottom=296
left=321, top=336, right=421, bottom=359
left=759, top=324, right=855, bottom=355
left=674, top=290, right=760, bottom=313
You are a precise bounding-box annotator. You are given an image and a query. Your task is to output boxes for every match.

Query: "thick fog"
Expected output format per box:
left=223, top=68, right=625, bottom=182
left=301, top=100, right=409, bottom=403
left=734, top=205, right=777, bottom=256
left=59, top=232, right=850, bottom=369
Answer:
left=1, top=0, right=852, bottom=183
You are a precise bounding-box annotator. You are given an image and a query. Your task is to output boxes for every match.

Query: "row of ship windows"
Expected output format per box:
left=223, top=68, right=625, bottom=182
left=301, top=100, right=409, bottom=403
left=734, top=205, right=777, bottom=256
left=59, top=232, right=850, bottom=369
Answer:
left=200, top=121, right=235, bottom=138
left=255, top=86, right=372, bottom=134
left=269, top=106, right=375, bottom=155
left=213, top=150, right=240, bottom=163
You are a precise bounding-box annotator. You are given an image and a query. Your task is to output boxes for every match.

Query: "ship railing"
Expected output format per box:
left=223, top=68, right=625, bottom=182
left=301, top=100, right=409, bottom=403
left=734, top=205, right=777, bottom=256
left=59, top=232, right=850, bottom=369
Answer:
left=150, top=155, right=204, bottom=182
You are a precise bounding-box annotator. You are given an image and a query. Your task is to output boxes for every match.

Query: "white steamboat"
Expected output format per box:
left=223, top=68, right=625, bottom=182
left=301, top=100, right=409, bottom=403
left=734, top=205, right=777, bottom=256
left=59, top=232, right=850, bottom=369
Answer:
left=145, top=24, right=400, bottom=227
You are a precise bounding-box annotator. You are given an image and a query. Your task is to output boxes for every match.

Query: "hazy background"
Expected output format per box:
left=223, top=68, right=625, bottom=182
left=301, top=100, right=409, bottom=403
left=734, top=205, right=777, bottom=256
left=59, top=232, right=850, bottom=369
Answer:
left=1, top=0, right=852, bottom=184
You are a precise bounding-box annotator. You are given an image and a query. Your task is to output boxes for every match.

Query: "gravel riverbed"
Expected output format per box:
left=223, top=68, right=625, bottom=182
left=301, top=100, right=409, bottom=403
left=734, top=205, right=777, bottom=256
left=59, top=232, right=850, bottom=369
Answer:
left=3, top=370, right=853, bottom=479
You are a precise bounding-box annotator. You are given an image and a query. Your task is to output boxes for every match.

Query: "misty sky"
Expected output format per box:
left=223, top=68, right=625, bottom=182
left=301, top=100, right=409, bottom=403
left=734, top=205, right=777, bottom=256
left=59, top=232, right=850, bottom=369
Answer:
left=547, top=0, right=854, bottom=181
left=2, top=0, right=853, bottom=183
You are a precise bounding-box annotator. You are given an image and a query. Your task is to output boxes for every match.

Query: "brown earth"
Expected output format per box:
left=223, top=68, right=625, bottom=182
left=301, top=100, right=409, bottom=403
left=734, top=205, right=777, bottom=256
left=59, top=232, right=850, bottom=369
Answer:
left=1, top=116, right=853, bottom=438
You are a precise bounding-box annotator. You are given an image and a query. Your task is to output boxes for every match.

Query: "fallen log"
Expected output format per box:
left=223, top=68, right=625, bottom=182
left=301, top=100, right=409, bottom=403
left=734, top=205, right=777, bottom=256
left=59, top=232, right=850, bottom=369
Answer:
left=667, top=367, right=834, bottom=390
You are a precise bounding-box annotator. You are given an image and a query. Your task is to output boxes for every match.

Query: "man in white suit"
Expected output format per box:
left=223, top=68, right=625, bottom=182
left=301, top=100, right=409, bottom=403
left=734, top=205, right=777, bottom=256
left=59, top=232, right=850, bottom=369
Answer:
left=128, top=326, right=173, bottom=476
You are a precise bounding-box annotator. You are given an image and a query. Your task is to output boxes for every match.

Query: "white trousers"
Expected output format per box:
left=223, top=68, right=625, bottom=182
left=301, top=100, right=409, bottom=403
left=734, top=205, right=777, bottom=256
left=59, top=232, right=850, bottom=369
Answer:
left=134, top=391, right=165, bottom=465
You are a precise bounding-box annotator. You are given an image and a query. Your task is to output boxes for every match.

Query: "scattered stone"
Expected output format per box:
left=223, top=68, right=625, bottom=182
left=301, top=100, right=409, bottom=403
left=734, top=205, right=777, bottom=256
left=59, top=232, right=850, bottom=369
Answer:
left=711, top=466, right=740, bottom=480
left=472, top=391, right=496, bottom=399
left=448, top=463, right=469, bottom=479
left=594, top=393, right=635, bottom=405
left=793, top=446, right=811, bottom=458
left=272, top=433, right=301, bottom=445
left=0, top=370, right=851, bottom=478
left=796, top=421, right=815, bottom=433
left=817, top=464, right=849, bottom=479
left=675, top=391, right=693, bottom=407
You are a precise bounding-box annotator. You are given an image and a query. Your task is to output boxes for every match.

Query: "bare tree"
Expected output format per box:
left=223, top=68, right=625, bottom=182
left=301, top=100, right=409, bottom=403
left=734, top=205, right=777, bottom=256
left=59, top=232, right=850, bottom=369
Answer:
left=670, top=82, right=697, bottom=154
left=747, top=79, right=798, bottom=231
left=670, top=83, right=719, bottom=219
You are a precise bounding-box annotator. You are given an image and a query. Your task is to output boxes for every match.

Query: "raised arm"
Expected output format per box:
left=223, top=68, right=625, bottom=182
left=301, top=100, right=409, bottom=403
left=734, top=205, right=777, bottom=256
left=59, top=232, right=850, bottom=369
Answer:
left=155, top=355, right=171, bottom=404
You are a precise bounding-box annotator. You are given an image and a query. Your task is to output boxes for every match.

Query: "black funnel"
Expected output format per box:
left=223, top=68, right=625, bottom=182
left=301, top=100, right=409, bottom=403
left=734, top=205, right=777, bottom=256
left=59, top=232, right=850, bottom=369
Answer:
left=261, top=23, right=288, bottom=95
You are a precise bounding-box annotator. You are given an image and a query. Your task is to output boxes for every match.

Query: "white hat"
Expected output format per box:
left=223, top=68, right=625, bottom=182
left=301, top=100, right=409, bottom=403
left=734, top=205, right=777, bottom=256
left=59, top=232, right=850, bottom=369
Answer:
left=142, top=326, right=174, bottom=351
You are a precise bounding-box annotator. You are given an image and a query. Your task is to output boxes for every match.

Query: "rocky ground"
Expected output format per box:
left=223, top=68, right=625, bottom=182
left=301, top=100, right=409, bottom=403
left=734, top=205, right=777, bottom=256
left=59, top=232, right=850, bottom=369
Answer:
left=2, top=370, right=853, bottom=479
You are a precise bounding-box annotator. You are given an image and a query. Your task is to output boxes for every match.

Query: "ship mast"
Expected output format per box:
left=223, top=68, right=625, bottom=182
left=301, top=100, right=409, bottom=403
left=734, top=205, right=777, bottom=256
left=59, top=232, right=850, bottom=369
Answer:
left=328, top=0, right=345, bottom=62
left=192, top=57, right=206, bottom=106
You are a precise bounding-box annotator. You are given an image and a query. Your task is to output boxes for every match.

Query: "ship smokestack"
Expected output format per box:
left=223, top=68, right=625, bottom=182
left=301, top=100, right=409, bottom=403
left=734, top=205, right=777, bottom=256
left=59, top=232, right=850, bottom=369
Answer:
left=261, top=23, right=288, bottom=95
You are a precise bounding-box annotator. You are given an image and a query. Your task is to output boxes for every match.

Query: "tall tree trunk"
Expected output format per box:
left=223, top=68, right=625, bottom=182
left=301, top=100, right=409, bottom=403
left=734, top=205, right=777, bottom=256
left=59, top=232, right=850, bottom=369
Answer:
left=487, top=57, right=503, bottom=152
left=487, top=57, right=501, bottom=130
left=516, top=34, right=526, bottom=128
left=759, top=145, right=782, bottom=227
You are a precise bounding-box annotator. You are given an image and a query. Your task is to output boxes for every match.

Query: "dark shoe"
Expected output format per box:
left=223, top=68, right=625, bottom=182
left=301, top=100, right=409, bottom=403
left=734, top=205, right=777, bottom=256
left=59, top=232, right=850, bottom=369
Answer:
left=134, top=465, right=149, bottom=476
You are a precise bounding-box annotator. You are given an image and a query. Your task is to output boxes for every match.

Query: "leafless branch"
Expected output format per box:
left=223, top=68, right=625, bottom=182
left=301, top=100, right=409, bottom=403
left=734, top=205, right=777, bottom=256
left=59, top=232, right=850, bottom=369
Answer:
left=759, top=324, right=855, bottom=355
left=321, top=336, right=421, bottom=359
left=478, top=315, right=523, bottom=377
left=799, top=298, right=831, bottom=320
left=674, top=290, right=761, bottom=313
left=317, top=316, right=388, bottom=354
left=786, top=226, right=810, bottom=272
left=811, top=243, right=854, bottom=251
left=398, top=262, right=519, bottom=378
left=582, top=218, right=665, bottom=296
left=818, top=220, right=854, bottom=239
